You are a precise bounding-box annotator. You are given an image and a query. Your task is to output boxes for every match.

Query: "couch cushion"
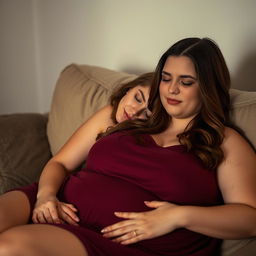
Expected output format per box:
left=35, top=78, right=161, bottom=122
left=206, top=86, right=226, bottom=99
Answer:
left=47, top=64, right=256, bottom=155
left=230, top=88, right=256, bottom=149
left=47, top=64, right=136, bottom=155
left=46, top=64, right=256, bottom=256
left=221, top=238, right=256, bottom=256
left=0, top=113, right=51, bottom=194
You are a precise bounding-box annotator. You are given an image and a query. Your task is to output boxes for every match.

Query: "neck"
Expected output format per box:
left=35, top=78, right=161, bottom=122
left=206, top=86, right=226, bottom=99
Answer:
left=166, top=116, right=194, bottom=134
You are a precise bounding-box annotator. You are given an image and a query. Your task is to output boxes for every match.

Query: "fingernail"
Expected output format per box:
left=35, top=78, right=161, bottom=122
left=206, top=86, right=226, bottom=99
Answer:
left=101, top=229, right=105, bottom=233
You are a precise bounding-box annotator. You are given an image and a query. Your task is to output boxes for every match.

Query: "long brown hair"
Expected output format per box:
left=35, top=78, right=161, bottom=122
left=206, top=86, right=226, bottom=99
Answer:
left=102, top=38, right=232, bottom=170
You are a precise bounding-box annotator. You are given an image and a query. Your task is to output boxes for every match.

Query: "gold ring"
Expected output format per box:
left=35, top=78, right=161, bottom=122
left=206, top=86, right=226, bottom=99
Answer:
left=133, top=230, right=137, bottom=237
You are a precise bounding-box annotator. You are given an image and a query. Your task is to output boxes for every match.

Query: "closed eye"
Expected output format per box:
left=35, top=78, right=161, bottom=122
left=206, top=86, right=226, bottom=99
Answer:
left=161, top=72, right=171, bottom=82
left=135, top=93, right=142, bottom=103
left=181, top=81, right=194, bottom=86
left=162, top=78, right=171, bottom=82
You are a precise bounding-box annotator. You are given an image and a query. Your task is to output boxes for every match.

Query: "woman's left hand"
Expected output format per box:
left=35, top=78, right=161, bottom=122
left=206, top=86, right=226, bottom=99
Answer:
left=101, top=201, right=182, bottom=245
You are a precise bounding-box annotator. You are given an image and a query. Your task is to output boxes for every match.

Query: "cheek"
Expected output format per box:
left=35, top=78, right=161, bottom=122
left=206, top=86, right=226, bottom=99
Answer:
left=159, top=86, right=166, bottom=103
left=189, top=91, right=201, bottom=110
left=116, top=101, right=124, bottom=121
left=159, top=84, right=164, bottom=97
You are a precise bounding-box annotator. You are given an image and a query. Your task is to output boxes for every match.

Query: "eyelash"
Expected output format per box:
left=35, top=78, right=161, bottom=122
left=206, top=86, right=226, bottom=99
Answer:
left=161, top=78, right=170, bottom=82
left=161, top=77, right=193, bottom=86
left=182, top=81, right=193, bottom=86
left=135, top=94, right=142, bottom=103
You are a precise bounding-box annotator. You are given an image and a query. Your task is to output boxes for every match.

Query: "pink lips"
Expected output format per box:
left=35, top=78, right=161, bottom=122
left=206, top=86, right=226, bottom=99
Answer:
left=167, top=98, right=181, bottom=105
left=123, top=110, right=131, bottom=120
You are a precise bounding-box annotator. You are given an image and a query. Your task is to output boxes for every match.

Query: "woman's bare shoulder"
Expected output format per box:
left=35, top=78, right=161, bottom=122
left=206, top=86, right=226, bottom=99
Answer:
left=94, top=104, right=113, bottom=116
left=87, top=105, right=112, bottom=121
left=84, top=104, right=114, bottom=130
left=223, top=127, right=249, bottom=146
left=222, top=126, right=255, bottom=160
left=218, top=128, right=256, bottom=206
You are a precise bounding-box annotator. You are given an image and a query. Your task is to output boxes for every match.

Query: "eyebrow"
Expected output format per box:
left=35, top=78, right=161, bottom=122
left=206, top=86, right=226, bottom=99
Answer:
left=138, top=89, right=146, bottom=102
left=162, top=71, right=197, bottom=80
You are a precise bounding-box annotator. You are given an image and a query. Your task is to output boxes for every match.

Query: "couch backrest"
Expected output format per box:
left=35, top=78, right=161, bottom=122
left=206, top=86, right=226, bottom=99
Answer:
left=47, top=64, right=136, bottom=155
left=47, top=63, right=256, bottom=155
left=230, top=88, right=256, bottom=148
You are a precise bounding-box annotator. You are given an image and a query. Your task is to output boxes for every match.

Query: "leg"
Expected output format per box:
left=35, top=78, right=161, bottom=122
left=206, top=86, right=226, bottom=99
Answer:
left=0, top=224, right=88, bottom=256
left=0, top=191, right=30, bottom=232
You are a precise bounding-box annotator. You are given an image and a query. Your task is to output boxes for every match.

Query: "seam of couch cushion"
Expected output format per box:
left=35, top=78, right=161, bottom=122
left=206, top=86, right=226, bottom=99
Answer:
left=73, top=63, right=137, bottom=90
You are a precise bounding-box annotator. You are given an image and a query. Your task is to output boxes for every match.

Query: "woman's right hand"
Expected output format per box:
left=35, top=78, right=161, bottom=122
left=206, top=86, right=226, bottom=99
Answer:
left=32, top=196, right=80, bottom=226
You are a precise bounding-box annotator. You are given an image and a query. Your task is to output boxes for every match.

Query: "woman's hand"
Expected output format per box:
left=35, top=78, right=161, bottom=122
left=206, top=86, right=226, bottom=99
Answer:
left=32, top=196, right=80, bottom=226
left=101, top=201, right=183, bottom=245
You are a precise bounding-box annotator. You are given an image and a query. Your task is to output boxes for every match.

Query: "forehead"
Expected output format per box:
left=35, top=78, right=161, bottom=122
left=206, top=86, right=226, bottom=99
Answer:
left=163, top=56, right=197, bottom=76
left=130, top=85, right=150, bottom=93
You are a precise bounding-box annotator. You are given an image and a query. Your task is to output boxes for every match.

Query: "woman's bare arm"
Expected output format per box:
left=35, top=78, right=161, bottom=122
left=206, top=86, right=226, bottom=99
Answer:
left=102, top=128, right=256, bottom=243
left=181, top=127, right=256, bottom=239
left=33, top=105, right=114, bottom=224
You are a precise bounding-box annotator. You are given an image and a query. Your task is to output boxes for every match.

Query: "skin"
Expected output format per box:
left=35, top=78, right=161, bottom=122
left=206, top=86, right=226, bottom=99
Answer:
left=160, top=56, right=201, bottom=121
left=115, top=85, right=151, bottom=123
left=101, top=56, right=256, bottom=245
left=32, top=84, right=151, bottom=225
left=0, top=84, right=151, bottom=255
left=0, top=57, right=255, bottom=254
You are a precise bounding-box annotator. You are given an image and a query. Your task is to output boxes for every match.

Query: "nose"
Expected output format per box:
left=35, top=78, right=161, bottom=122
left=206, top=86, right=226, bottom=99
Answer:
left=168, top=81, right=180, bottom=94
left=125, top=105, right=137, bottom=118
left=134, top=108, right=146, bottom=119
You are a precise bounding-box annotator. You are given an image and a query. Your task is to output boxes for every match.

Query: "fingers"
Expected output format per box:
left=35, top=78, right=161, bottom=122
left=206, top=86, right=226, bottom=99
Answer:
left=58, top=203, right=79, bottom=226
left=65, top=203, right=78, bottom=212
left=34, top=211, right=47, bottom=224
left=48, top=204, right=62, bottom=223
left=144, top=200, right=166, bottom=208
left=102, top=222, right=147, bottom=245
left=114, top=211, right=140, bottom=219
left=32, top=201, right=61, bottom=224
left=102, top=219, right=135, bottom=235
left=101, top=215, right=147, bottom=245
left=113, top=230, right=144, bottom=245
left=32, top=199, right=79, bottom=225
left=102, top=202, right=173, bottom=245
left=102, top=221, right=141, bottom=244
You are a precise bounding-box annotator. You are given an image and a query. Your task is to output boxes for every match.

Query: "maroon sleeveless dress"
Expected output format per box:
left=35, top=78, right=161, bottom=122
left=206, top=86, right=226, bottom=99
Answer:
left=15, top=131, right=223, bottom=255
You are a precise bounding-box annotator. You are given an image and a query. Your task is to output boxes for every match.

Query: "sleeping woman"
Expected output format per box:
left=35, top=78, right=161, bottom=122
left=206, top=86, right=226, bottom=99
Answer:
left=0, top=39, right=255, bottom=256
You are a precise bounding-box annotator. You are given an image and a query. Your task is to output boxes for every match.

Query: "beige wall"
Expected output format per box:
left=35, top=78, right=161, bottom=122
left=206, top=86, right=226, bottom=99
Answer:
left=1, top=0, right=256, bottom=114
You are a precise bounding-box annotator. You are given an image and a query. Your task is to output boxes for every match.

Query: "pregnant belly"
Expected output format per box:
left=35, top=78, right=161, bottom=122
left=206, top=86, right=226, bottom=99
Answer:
left=59, top=170, right=157, bottom=231
left=59, top=170, right=215, bottom=255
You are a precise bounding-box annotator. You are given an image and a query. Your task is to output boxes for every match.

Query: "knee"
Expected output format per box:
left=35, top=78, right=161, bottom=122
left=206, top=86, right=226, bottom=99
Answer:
left=0, top=210, right=9, bottom=232
left=0, top=236, right=21, bottom=256
left=0, top=231, right=35, bottom=256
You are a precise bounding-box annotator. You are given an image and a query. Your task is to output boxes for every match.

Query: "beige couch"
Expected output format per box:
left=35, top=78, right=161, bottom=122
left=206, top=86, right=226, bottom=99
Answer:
left=0, top=63, right=255, bottom=255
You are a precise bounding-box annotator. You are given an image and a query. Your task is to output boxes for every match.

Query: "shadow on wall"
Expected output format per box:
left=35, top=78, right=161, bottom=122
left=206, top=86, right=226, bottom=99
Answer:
left=121, top=66, right=152, bottom=76
left=232, top=52, right=256, bottom=92
left=121, top=54, right=256, bottom=92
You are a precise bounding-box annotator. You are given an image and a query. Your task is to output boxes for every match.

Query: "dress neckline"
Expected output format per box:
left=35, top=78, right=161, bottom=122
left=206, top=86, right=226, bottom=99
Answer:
left=145, top=134, right=186, bottom=150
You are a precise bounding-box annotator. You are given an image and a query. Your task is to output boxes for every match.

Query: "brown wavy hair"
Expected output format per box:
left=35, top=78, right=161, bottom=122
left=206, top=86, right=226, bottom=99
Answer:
left=101, top=38, right=232, bottom=171
left=109, top=72, right=154, bottom=124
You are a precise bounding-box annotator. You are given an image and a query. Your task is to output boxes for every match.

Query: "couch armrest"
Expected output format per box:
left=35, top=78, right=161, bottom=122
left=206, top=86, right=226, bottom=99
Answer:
left=0, top=113, right=51, bottom=194
left=222, top=238, right=256, bottom=256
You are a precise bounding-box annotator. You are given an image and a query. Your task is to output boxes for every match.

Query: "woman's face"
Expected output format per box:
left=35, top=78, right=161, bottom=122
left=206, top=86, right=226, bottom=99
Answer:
left=159, top=56, right=201, bottom=121
left=116, top=85, right=151, bottom=123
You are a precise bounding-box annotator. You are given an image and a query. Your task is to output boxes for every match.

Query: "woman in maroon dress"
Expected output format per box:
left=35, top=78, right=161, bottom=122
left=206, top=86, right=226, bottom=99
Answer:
left=0, top=38, right=255, bottom=256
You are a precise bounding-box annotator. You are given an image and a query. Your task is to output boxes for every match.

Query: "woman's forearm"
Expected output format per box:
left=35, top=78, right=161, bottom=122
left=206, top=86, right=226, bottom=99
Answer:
left=36, top=160, right=69, bottom=199
left=181, top=204, right=256, bottom=239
